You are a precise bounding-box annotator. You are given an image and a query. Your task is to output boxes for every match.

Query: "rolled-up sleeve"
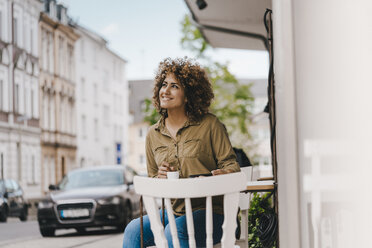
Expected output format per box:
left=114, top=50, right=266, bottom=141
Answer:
left=211, top=118, right=240, bottom=172
left=146, top=131, right=158, bottom=178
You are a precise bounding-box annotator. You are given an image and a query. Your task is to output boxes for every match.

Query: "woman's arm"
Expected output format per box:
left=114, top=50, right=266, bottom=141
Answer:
left=146, top=133, right=158, bottom=178
left=210, top=118, right=241, bottom=175
left=146, top=131, right=175, bottom=179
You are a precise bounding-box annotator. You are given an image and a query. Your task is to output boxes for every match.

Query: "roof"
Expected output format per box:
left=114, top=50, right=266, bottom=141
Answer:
left=183, top=0, right=271, bottom=50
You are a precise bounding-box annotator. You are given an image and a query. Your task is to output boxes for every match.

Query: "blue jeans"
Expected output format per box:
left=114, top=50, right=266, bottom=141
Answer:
left=122, top=209, right=224, bottom=248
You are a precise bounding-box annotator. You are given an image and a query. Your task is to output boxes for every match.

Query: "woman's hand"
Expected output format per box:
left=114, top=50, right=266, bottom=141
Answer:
left=157, top=161, right=175, bottom=179
left=211, top=168, right=234, bottom=176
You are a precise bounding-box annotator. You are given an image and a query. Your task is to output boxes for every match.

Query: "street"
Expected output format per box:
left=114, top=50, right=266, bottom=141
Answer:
left=0, top=219, right=124, bottom=248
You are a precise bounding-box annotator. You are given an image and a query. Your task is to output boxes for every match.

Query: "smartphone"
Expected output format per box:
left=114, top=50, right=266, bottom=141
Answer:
left=189, top=173, right=213, bottom=178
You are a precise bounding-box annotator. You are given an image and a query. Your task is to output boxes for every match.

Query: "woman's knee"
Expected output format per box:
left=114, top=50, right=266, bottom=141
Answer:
left=123, top=218, right=141, bottom=246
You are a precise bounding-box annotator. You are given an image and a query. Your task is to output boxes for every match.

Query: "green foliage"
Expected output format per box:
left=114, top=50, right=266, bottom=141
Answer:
left=180, top=15, right=211, bottom=57
left=248, top=193, right=276, bottom=248
left=180, top=15, right=255, bottom=144
left=143, top=98, right=160, bottom=126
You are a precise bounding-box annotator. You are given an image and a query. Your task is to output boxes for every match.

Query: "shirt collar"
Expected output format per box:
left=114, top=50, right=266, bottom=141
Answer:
left=154, top=116, right=201, bottom=132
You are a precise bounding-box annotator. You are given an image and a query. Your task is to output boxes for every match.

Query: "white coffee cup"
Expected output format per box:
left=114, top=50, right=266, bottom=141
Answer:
left=167, top=171, right=179, bottom=179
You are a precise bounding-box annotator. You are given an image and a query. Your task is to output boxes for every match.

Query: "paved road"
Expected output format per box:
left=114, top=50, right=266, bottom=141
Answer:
left=0, top=218, right=124, bottom=248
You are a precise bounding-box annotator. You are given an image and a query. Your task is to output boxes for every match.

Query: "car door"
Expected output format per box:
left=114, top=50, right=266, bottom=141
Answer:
left=123, top=167, right=141, bottom=215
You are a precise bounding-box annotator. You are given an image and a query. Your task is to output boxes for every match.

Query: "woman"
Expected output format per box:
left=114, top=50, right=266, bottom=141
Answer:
left=123, top=57, right=240, bottom=247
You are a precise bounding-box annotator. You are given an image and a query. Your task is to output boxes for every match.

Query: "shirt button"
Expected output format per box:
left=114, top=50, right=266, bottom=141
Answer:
left=174, top=143, right=177, bottom=147
left=175, top=155, right=178, bottom=158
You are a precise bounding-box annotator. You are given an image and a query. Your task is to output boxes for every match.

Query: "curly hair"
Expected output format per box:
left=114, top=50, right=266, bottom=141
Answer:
left=153, top=57, right=214, bottom=122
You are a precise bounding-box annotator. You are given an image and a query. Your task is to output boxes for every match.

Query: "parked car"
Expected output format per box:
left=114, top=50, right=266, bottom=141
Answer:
left=37, top=165, right=141, bottom=237
left=0, top=179, right=28, bottom=222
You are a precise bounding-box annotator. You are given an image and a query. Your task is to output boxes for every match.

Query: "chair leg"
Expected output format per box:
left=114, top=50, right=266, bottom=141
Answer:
left=240, top=209, right=249, bottom=248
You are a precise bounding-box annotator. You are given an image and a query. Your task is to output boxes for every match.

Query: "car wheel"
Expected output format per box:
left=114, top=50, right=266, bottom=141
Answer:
left=39, top=227, right=55, bottom=237
left=117, top=203, right=132, bottom=232
left=19, top=206, right=28, bottom=221
left=0, top=206, right=7, bottom=222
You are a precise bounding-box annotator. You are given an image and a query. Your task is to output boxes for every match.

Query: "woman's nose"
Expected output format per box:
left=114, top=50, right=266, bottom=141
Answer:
left=164, top=85, right=170, bottom=94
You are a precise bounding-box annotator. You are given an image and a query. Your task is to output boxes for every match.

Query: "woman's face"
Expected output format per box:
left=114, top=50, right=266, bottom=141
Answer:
left=159, top=73, right=187, bottom=112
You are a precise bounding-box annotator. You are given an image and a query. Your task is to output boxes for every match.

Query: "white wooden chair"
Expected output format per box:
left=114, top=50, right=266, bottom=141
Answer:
left=133, top=172, right=246, bottom=248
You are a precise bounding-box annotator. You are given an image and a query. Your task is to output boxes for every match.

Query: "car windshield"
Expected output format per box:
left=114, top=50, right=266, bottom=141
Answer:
left=58, top=169, right=124, bottom=190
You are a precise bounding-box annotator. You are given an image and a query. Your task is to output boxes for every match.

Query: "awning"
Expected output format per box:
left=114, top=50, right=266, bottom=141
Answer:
left=184, top=0, right=271, bottom=50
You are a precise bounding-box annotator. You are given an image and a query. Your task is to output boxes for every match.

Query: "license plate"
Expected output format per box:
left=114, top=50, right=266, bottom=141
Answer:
left=60, top=209, right=90, bottom=218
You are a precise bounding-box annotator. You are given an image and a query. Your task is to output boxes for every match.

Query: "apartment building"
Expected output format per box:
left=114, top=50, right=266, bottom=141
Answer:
left=39, top=0, right=79, bottom=193
left=0, top=0, right=42, bottom=198
left=74, top=25, right=128, bottom=168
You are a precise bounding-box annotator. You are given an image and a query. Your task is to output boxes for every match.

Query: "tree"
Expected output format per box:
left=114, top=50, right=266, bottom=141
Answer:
left=180, top=15, right=255, bottom=150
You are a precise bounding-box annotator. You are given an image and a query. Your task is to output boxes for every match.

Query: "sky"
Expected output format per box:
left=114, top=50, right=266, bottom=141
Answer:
left=63, top=0, right=269, bottom=80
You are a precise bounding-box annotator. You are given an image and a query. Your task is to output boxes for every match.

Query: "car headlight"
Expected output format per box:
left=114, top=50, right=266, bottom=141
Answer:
left=38, top=200, right=54, bottom=209
left=97, top=196, right=121, bottom=205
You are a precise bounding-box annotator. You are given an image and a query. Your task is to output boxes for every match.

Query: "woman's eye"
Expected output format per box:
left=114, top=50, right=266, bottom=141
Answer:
left=161, top=83, right=167, bottom=87
left=172, top=85, right=179, bottom=89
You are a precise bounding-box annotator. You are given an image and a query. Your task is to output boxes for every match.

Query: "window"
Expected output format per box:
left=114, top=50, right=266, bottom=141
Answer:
left=28, top=155, right=36, bottom=184
left=24, top=87, right=28, bottom=116
left=59, top=36, right=64, bottom=76
left=67, top=45, right=73, bottom=80
left=93, top=83, right=98, bottom=105
left=0, top=11, right=3, bottom=40
left=31, top=89, right=34, bottom=117
left=15, top=84, right=19, bottom=113
left=81, top=115, right=86, bottom=139
left=80, top=40, right=84, bottom=61
left=30, top=29, right=33, bottom=54
left=81, top=78, right=85, bottom=101
left=13, top=18, right=18, bottom=46
left=103, top=70, right=109, bottom=92
left=94, top=118, right=98, bottom=141
left=0, top=80, right=3, bottom=111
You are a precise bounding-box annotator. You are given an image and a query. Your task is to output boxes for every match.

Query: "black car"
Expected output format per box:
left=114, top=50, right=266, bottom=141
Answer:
left=37, top=165, right=141, bottom=237
left=0, top=179, right=28, bottom=222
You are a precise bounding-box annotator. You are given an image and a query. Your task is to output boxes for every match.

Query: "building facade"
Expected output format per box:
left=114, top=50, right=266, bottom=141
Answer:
left=0, top=0, right=42, bottom=198
left=39, top=0, right=79, bottom=193
left=74, top=25, right=128, bottom=169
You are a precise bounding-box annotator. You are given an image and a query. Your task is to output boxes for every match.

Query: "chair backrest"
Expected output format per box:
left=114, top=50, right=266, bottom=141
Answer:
left=134, top=172, right=246, bottom=248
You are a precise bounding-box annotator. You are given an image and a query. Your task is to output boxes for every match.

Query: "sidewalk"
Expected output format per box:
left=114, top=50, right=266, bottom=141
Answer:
left=0, top=233, right=124, bottom=248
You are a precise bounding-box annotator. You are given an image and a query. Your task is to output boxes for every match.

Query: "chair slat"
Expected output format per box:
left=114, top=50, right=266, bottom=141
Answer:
left=185, top=198, right=196, bottom=248
left=206, top=196, right=213, bottom=248
left=142, top=196, right=168, bottom=248
left=165, top=198, right=180, bottom=248
left=221, top=192, right=240, bottom=247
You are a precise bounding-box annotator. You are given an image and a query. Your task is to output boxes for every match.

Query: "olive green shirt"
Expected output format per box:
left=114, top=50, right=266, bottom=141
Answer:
left=146, top=113, right=240, bottom=215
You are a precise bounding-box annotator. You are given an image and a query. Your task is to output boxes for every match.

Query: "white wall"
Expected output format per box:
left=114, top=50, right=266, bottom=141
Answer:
left=274, top=0, right=372, bottom=247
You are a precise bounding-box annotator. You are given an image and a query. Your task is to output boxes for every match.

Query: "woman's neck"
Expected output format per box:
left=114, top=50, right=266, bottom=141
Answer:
left=166, top=109, right=188, bottom=127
